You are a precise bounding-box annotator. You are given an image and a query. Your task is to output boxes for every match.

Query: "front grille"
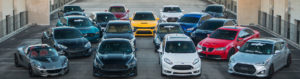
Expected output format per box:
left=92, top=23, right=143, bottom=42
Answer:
left=87, top=33, right=95, bottom=37
left=135, top=27, right=154, bottom=30
left=173, top=72, right=192, bottom=74
left=136, top=31, right=152, bottom=34
left=234, top=63, right=256, bottom=74
left=172, top=65, right=193, bottom=70
left=208, top=48, right=214, bottom=52
left=102, top=64, right=128, bottom=70
left=167, top=17, right=178, bottom=22
left=47, top=69, right=62, bottom=73
left=202, top=47, right=206, bottom=51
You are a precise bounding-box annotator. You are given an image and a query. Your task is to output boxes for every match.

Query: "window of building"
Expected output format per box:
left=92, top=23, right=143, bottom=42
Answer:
left=277, top=15, right=281, bottom=34
left=297, top=20, right=300, bottom=44
left=287, top=14, right=291, bottom=39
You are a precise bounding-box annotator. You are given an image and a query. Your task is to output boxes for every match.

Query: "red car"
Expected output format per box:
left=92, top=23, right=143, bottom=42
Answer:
left=196, top=26, right=260, bottom=60
left=106, top=4, right=129, bottom=20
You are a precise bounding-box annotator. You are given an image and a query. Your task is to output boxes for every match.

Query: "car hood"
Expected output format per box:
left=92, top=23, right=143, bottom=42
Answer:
left=194, top=29, right=214, bottom=35
left=200, top=38, right=233, bottom=48
left=232, top=52, right=272, bottom=64
left=99, top=53, right=133, bottom=64
left=164, top=53, right=198, bottom=63
left=103, top=33, right=134, bottom=39
left=161, top=12, right=183, bottom=17
left=206, top=12, right=223, bottom=17
left=179, top=22, right=197, bottom=30
left=112, top=12, right=127, bottom=18
left=32, top=56, right=66, bottom=69
left=131, top=20, right=158, bottom=27
left=56, top=38, right=88, bottom=48
left=75, top=26, right=99, bottom=34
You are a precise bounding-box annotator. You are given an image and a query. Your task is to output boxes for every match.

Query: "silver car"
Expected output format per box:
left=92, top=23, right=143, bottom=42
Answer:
left=228, top=38, right=292, bottom=78
left=14, top=44, right=69, bottom=77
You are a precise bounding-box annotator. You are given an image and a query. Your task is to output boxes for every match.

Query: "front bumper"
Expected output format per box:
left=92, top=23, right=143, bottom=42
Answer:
left=93, top=64, right=136, bottom=77
left=63, top=48, right=93, bottom=57
left=32, top=66, right=69, bottom=77
left=197, top=48, right=227, bottom=60
left=134, top=29, right=154, bottom=36
left=228, top=63, right=269, bottom=78
left=161, top=62, right=201, bottom=76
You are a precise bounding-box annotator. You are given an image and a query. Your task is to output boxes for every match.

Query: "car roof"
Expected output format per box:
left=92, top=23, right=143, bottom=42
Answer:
left=165, top=34, right=192, bottom=41
left=218, top=26, right=246, bottom=31
left=110, top=4, right=126, bottom=7
left=163, top=5, right=180, bottom=7
left=102, top=38, right=130, bottom=42
left=135, top=11, right=153, bottom=14
left=108, top=20, right=130, bottom=24
left=248, top=38, right=284, bottom=44
left=28, top=44, right=51, bottom=48
left=207, top=18, right=232, bottom=22
left=184, top=12, right=209, bottom=17
left=65, top=15, right=87, bottom=19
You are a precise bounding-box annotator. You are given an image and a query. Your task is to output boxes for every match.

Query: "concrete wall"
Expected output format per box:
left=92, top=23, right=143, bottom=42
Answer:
left=289, top=0, right=300, bottom=43
left=237, top=0, right=261, bottom=25
left=14, top=0, right=26, bottom=13
left=26, top=0, right=50, bottom=25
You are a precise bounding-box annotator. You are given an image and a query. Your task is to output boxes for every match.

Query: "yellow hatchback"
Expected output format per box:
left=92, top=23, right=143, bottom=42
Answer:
left=130, top=11, right=159, bottom=36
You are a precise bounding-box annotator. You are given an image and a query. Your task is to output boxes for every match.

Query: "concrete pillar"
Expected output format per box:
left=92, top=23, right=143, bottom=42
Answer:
left=237, top=0, right=261, bottom=25
left=26, top=0, right=50, bottom=25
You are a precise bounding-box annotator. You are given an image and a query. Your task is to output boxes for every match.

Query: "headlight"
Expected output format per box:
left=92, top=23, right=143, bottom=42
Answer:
left=164, top=58, right=173, bottom=65
left=56, top=44, right=68, bottom=50
left=192, top=58, right=200, bottom=65
left=216, top=47, right=226, bottom=51
left=197, top=44, right=202, bottom=48
left=229, top=58, right=235, bottom=64
left=94, top=59, right=103, bottom=68
left=62, top=59, right=68, bottom=67
left=186, top=28, right=194, bottom=31
left=31, top=62, right=42, bottom=70
left=127, top=59, right=137, bottom=67
left=84, top=42, right=91, bottom=48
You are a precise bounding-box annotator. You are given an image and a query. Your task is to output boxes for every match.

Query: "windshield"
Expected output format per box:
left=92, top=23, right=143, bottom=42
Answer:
left=29, top=47, right=59, bottom=60
left=178, top=16, right=200, bottom=23
left=205, top=6, right=223, bottom=13
left=240, top=42, right=274, bottom=54
left=210, top=29, right=237, bottom=40
left=96, top=14, right=117, bottom=23
left=54, top=29, right=82, bottom=39
left=64, top=6, right=82, bottom=13
left=68, top=18, right=93, bottom=27
left=64, top=12, right=84, bottom=16
left=98, top=41, right=132, bottom=54
left=158, top=25, right=184, bottom=33
left=133, top=13, right=155, bottom=20
left=198, top=21, right=224, bottom=30
left=109, top=7, right=125, bottom=12
left=165, top=41, right=196, bottom=53
left=106, top=23, right=132, bottom=33
left=163, top=7, right=181, bottom=12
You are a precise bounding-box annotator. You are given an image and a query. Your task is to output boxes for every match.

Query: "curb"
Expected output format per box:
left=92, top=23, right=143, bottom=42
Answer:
left=0, top=24, right=31, bottom=43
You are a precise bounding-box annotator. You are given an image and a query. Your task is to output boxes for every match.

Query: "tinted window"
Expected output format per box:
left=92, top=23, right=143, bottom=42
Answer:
left=106, top=23, right=132, bottom=33
left=198, top=21, right=224, bottom=30
left=54, top=29, right=82, bottom=39
left=205, top=6, right=223, bottom=13
left=109, top=7, right=125, bottom=12
left=224, top=21, right=235, bottom=26
left=165, top=41, right=196, bottom=53
left=178, top=16, right=200, bottom=23
left=240, top=42, right=274, bottom=54
left=29, top=47, right=59, bottom=60
left=64, top=12, right=84, bottom=16
left=163, top=7, right=181, bottom=12
left=158, top=25, right=184, bottom=33
left=98, top=41, right=132, bottom=54
left=64, top=6, right=82, bottom=13
left=210, top=29, right=237, bottom=40
left=96, top=14, right=117, bottom=23
left=133, top=13, right=155, bottom=20
left=68, top=18, right=93, bottom=27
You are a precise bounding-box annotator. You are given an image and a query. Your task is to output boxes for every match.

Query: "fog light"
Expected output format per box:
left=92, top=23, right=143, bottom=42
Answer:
left=164, top=70, right=171, bottom=73
left=193, top=70, right=200, bottom=73
left=258, top=70, right=266, bottom=74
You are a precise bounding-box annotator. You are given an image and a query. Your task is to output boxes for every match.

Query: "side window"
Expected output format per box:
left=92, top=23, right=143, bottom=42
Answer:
left=238, top=30, right=249, bottom=38
left=224, top=21, right=234, bottom=26
left=245, top=29, right=254, bottom=35
left=274, top=43, right=282, bottom=51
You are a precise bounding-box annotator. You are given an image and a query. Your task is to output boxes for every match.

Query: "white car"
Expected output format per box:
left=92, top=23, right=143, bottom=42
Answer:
left=158, top=34, right=201, bottom=76
left=160, top=5, right=184, bottom=22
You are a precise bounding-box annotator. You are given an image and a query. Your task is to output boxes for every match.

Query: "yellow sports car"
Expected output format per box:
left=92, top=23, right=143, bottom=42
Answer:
left=130, top=11, right=159, bottom=36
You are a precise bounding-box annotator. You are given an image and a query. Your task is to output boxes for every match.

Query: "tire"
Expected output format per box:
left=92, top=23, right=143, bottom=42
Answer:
left=265, top=65, right=274, bottom=79
left=28, top=65, right=36, bottom=77
left=285, top=54, right=292, bottom=67
left=227, top=48, right=235, bottom=61
left=133, top=67, right=138, bottom=76
left=14, top=54, right=21, bottom=67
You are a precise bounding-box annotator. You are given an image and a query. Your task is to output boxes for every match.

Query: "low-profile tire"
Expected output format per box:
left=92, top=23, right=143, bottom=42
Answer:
left=28, top=65, right=36, bottom=77
left=93, top=66, right=98, bottom=77
left=227, top=48, right=235, bottom=61
left=133, top=67, right=138, bottom=76
left=285, top=54, right=292, bottom=67
left=14, top=54, right=21, bottom=67
left=265, top=65, right=274, bottom=79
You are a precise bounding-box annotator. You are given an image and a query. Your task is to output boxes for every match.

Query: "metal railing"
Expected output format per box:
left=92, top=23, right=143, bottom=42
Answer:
left=0, top=11, right=28, bottom=38
left=50, top=0, right=73, bottom=12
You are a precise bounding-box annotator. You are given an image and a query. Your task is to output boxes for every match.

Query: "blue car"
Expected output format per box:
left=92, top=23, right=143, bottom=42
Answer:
left=56, top=16, right=101, bottom=42
left=177, top=12, right=211, bottom=36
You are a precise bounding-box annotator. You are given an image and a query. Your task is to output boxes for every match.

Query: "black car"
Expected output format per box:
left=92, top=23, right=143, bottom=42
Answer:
left=41, top=27, right=92, bottom=58
left=93, top=39, right=137, bottom=77
left=90, top=12, right=117, bottom=30
left=58, top=5, right=85, bottom=17
left=191, top=18, right=237, bottom=43
left=203, top=4, right=226, bottom=18
left=153, top=22, right=184, bottom=50
left=102, top=20, right=136, bottom=46
left=64, top=11, right=86, bottom=16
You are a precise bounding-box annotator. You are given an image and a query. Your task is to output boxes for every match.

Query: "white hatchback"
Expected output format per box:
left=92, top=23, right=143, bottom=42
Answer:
left=158, top=34, right=201, bottom=76
left=160, top=5, right=184, bottom=22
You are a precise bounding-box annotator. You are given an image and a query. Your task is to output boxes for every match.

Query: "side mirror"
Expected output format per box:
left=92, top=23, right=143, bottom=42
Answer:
left=127, top=10, right=130, bottom=12
left=129, top=17, right=133, bottom=20
left=275, top=50, right=280, bottom=54
left=207, top=34, right=210, bottom=37
left=237, top=38, right=243, bottom=41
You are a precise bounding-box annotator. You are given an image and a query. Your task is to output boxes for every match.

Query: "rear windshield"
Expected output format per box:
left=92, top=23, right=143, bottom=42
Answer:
left=64, top=6, right=82, bottom=13
left=96, top=14, right=117, bottom=23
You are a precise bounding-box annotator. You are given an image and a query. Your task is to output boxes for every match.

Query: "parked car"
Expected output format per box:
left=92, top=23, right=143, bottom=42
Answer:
left=177, top=12, right=211, bottom=36
left=203, top=4, right=226, bottom=18
left=93, top=38, right=137, bottom=77
left=102, top=20, right=136, bottom=46
left=58, top=5, right=85, bottom=17
left=130, top=11, right=159, bottom=36
left=153, top=22, right=184, bottom=50
left=158, top=34, right=201, bottom=76
left=14, top=44, right=69, bottom=77
left=228, top=38, right=292, bottom=78
left=160, top=5, right=184, bottom=22
left=41, top=27, right=92, bottom=58
left=196, top=26, right=260, bottom=60
left=56, top=16, right=101, bottom=42
left=64, top=11, right=86, bottom=16
left=191, top=18, right=237, bottom=43
left=107, top=4, right=130, bottom=20
left=90, top=12, right=117, bottom=30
